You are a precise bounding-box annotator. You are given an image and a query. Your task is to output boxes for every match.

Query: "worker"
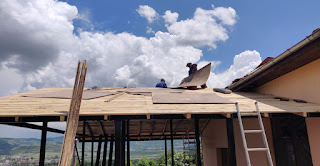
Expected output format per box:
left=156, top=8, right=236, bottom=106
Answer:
left=186, top=63, right=197, bottom=76
left=186, top=63, right=207, bottom=88
left=155, top=78, right=167, bottom=88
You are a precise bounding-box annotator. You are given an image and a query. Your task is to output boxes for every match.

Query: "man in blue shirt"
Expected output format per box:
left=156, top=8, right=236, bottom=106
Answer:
left=186, top=63, right=197, bottom=76
left=155, top=78, right=167, bottom=88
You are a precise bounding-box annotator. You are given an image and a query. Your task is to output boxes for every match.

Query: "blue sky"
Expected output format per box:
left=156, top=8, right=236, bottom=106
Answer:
left=0, top=0, right=319, bottom=138
left=67, top=0, right=319, bottom=72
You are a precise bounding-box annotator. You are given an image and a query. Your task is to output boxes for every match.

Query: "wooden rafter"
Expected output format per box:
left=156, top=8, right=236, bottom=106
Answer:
left=99, top=121, right=106, bottom=136
left=174, top=120, right=182, bottom=134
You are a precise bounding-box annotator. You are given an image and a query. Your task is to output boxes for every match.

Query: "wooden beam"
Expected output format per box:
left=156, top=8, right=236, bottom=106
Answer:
left=150, top=121, right=155, bottom=135
left=14, top=117, right=19, bottom=122
left=39, top=122, right=48, bottom=166
left=293, top=112, right=308, bottom=117
left=60, top=116, right=65, bottom=121
left=100, top=121, right=106, bottom=136
left=221, top=113, right=231, bottom=118
left=184, top=114, right=191, bottom=119
left=263, top=113, right=269, bottom=118
left=59, top=61, right=87, bottom=166
left=161, top=120, right=168, bottom=139
left=146, top=114, right=151, bottom=119
left=201, top=119, right=211, bottom=134
left=104, top=115, right=108, bottom=120
left=174, top=120, right=182, bottom=134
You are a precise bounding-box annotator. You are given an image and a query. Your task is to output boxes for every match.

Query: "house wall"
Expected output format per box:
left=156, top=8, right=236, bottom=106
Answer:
left=202, top=118, right=276, bottom=166
left=255, top=58, right=320, bottom=104
left=306, top=117, right=320, bottom=166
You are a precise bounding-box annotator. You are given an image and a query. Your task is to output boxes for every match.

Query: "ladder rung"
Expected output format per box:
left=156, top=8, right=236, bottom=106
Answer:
left=244, top=130, right=263, bottom=134
left=240, top=113, right=259, bottom=116
left=247, top=148, right=268, bottom=152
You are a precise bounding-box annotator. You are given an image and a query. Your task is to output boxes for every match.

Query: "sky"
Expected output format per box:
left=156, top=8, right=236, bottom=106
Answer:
left=0, top=0, right=319, bottom=138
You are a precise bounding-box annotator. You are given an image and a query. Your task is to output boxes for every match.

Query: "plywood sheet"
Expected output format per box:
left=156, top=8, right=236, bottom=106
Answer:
left=119, top=88, right=186, bottom=93
left=23, top=90, right=118, bottom=100
left=152, top=92, right=235, bottom=104
left=178, top=63, right=211, bottom=87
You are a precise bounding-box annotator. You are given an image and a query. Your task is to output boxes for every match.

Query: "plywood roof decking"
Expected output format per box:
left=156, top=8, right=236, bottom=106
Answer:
left=0, top=87, right=320, bottom=118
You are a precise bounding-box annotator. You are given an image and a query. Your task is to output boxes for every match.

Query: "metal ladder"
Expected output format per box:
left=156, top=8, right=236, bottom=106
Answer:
left=236, top=102, right=273, bottom=166
left=183, top=134, right=196, bottom=165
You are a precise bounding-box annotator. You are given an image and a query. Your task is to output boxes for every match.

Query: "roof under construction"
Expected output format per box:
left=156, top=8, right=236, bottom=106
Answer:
left=1, top=87, right=320, bottom=141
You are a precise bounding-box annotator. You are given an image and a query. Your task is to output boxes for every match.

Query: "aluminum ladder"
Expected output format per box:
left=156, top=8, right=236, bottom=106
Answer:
left=236, top=102, right=273, bottom=166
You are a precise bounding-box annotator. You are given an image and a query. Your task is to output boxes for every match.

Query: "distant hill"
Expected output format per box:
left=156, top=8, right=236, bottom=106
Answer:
left=0, top=136, right=184, bottom=160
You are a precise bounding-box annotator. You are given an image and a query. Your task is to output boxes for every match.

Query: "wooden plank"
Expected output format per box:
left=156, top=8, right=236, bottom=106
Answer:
left=293, top=112, right=308, bottom=117
left=58, top=61, right=87, bottom=166
left=184, top=114, right=191, bottom=119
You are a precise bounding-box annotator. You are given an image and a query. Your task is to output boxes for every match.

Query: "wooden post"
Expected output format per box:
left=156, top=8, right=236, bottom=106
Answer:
left=102, top=135, right=108, bottom=166
left=165, top=136, right=168, bottom=166
left=115, top=120, right=121, bottom=166
left=108, top=135, right=114, bottom=166
left=59, top=61, right=87, bottom=166
left=39, top=121, right=47, bottom=166
left=226, top=118, right=237, bottom=166
left=170, top=120, right=174, bottom=166
left=127, top=120, right=130, bottom=166
left=194, top=119, right=202, bottom=166
left=96, top=136, right=102, bottom=166
left=82, top=120, right=86, bottom=166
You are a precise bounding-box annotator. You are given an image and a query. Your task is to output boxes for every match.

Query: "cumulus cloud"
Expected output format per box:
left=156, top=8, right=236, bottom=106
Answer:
left=0, top=0, right=258, bottom=97
left=163, top=10, right=179, bottom=24
left=136, top=5, right=158, bottom=23
left=207, top=50, right=262, bottom=88
left=166, top=5, right=237, bottom=48
left=0, top=0, right=77, bottom=73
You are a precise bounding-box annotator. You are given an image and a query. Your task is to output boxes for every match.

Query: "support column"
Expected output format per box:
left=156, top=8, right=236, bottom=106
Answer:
left=39, top=121, right=48, bottom=166
left=108, top=135, right=114, bottom=166
left=194, top=119, right=202, bottom=166
left=226, top=118, right=237, bottom=166
left=115, top=120, right=121, bottom=166
left=82, top=120, right=86, bottom=166
left=102, top=135, right=108, bottom=166
left=170, top=120, right=174, bottom=166
left=91, top=139, right=94, bottom=166
left=121, top=120, right=126, bottom=166
left=165, top=136, right=168, bottom=166
left=96, top=136, right=102, bottom=166
left=127, top=120, right=130, bottom=166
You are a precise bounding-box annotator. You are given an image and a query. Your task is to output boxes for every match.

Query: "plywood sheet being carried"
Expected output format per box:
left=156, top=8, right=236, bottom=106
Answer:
left=23, top=90, right=118, bottom=100
left=152, top=92, right=235, bottom=104
left=178, top=63, right=211, bottom=88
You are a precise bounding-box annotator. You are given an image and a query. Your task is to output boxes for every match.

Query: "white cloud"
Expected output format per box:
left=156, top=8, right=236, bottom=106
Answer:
left=166, top=5, right=237, bottom=49
left=136, top=5, right=158, bottom=23
left=0, top=0, right=256, bottom=98
left=163, top=10, right=179, bottom=24
left=207, top=50, right=262, bottom=88
left=146, top=27, right=155, bottom=34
